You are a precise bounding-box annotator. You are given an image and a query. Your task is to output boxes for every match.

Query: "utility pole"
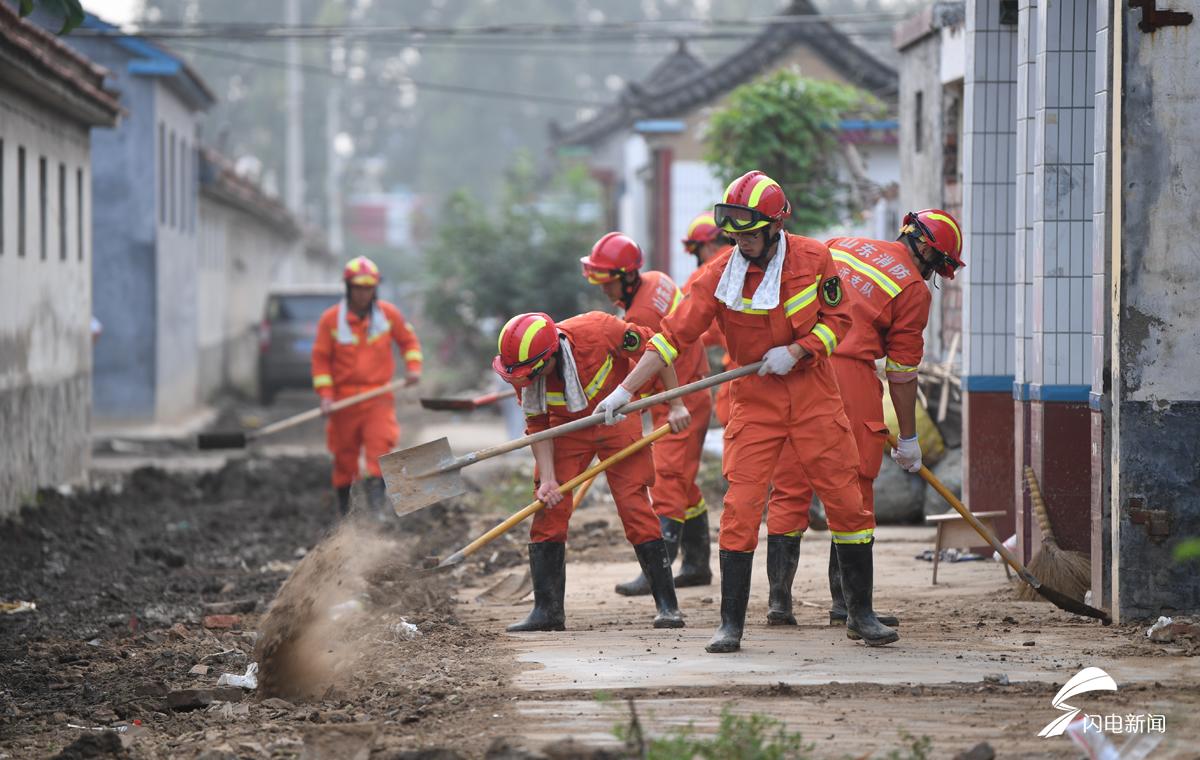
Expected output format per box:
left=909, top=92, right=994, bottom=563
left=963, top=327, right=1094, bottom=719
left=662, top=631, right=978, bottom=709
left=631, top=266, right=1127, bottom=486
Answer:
left=285, top=0, right=304, bottom=216
left=326, top=38, right=344, bottom=256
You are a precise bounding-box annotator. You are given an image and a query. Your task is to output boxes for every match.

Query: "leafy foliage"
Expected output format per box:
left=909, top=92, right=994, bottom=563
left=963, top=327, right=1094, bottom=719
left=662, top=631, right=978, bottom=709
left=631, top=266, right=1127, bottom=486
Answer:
left=615, top=703, right=814, bottom=760
left=422, top=156, right=605, bottom=375
left=19, top=0, right=85, bottom=34
left=703, top=69, right=885, bottom=235
left=1174, top=538, right=1200, bottom=563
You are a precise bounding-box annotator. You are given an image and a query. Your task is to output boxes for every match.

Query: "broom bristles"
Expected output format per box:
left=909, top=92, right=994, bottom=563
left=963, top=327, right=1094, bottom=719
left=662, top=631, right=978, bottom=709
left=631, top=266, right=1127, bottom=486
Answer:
left=1016, top=539, right=1091, bottom=602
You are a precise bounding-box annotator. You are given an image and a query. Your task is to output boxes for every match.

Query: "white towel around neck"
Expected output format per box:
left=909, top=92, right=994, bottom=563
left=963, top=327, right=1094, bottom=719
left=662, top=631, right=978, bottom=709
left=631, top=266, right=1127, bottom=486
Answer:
left=713, top=235, right=786, bottom=312
left=521, top=334, right=588, bottom=415
left=335, top=299, right=390, bottom=344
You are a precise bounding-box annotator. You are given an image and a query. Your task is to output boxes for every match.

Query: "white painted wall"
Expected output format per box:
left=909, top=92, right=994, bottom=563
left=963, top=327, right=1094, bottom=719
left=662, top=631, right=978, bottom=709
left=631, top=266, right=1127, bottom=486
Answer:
left=669, top=159, right=725, bottom=282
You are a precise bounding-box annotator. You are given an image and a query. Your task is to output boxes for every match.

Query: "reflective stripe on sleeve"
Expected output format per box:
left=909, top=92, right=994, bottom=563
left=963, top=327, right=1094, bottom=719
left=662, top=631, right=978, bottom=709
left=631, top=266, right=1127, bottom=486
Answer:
left=784, top=281, right=819, bottom=317
left=650, top=333, right=679, bottom=365
left=313, top=374, right=333, bottom=389
left=812, top=323, right=837, bottom=356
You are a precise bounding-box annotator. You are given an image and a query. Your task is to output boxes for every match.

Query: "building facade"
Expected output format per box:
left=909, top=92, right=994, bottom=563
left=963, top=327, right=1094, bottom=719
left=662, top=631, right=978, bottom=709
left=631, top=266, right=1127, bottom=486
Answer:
left=0, top=5, right=120, bottom=514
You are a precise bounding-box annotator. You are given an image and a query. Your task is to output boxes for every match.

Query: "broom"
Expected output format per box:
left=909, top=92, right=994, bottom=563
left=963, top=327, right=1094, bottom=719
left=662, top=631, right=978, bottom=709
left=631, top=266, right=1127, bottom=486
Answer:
left=1016, top=466, right=1091, bottom=602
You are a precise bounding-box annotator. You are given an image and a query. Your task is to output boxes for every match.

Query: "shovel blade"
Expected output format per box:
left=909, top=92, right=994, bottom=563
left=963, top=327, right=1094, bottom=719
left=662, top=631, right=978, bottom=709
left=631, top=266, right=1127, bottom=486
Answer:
left=197, top=431, right=248, bottom=449
left=380, top=437, right=466, bottom=515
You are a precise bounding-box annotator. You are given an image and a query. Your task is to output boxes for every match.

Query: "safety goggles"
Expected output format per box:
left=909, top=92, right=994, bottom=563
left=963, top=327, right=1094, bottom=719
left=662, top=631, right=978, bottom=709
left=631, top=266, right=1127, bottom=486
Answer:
left=581, top=261, right=623, bottom=285
left=713, top=203, right=773, bottom=233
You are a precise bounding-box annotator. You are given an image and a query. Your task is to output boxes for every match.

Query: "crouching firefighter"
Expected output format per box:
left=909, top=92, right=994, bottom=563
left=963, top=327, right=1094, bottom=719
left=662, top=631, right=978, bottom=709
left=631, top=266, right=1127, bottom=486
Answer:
left=596, top=171, right=899, bottom=651
left=493, top=311, right=692, bottom=632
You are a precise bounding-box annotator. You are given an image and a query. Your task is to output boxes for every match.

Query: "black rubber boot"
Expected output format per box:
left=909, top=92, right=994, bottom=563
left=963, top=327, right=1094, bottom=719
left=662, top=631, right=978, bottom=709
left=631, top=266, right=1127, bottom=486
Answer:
left=766, top=534, right=801, bottom=626
left=674, top=510, right=713, bottom=587
left=828, top=542, right=899, bottom=635
left=335, top=486, right=351, bottom=516
left=363, top=476, right=390, bottom=519
left=507, top=542, right=566, bottom=632
left=705, top=550, right=753, bottom=654
left=835, top=539, right=899, bottom=646
left=634, top=539, right=685, bottom=628
left=615, top=517, right=681, bottom=596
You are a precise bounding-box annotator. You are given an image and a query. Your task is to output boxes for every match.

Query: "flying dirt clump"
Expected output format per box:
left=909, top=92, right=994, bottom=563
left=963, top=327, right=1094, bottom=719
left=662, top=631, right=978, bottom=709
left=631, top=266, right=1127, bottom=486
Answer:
left=254, top=519, right=429, bottom=699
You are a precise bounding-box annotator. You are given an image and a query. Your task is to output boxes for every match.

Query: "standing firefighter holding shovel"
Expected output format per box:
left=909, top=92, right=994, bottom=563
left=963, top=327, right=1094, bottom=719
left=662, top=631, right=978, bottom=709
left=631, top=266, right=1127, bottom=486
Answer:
left=597, top=171, right=897, bottom=652
left=311, top=256, right=423, bottom=516
left=492, top=311, right=692, bottom=632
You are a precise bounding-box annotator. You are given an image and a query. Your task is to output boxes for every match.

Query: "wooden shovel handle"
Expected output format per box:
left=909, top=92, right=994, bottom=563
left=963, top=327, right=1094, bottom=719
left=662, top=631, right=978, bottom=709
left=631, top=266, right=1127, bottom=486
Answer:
left=443, top=362, right=762, bottom=473
left=888, top=434, right=1041, bottom=589
left=439, top=425, right=671, bottom=567
left=255, top=379, right=407, bottom=438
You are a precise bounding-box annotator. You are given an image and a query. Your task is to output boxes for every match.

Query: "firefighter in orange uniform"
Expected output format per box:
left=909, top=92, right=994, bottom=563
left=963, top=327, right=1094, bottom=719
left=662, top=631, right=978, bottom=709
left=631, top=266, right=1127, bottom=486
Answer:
left=580, top=232, right=714, bottom=596
left=598, top=171, right=897, bottom=652
left=683, top=213, right=815, bottom=621
left=493, top=311, right=692, bottom=632
left=311, top=256, right=422, bottom=516
left=767, top=209, right=966, bottom=631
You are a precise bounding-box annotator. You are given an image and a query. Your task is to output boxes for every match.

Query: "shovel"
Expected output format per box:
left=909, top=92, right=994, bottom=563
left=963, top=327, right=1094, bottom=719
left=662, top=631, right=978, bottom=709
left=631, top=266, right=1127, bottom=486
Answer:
left=891, top=434, right=1111, bottom=624
left=434, top=425, right=671, bottom=571
left=381, top=362, right=762, bottom=515
left=197, top=379, right=406, bottom=449
left=420, top=388, right=516, bottom=411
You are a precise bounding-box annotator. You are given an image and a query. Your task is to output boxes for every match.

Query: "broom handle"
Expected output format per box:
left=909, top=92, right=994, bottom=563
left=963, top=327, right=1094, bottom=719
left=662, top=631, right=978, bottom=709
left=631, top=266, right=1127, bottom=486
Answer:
left=438, top=425, right=670, bottom=567
left=889, top=434, right=1041, bottom=589
left=1024, top=466, right=1057, bottom=545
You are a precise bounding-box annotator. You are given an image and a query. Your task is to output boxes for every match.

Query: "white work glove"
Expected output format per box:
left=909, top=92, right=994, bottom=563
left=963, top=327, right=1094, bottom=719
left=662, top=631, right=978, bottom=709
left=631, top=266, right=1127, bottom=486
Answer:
left=891, top=435, right=922, bottom=473
left=594, top=385, right=632, bottom=425
left=758, top=345, right=799, bottom=376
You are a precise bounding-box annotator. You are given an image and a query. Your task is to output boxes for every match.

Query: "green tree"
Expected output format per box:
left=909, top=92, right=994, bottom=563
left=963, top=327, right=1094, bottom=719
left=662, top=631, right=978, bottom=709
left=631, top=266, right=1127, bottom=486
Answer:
left=19, top=0, right=84, bottom=33
left=422, top=157, right=605, bottom=379
left=703, top=69, right=885, bottom=235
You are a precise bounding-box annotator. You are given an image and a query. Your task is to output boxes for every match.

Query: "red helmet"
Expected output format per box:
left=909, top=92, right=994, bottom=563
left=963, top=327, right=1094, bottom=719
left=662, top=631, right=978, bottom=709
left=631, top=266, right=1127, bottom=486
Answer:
left=901, top=209, right=965, bottom=279
left=580, top=232, right=643, bottom=284
left=682, top=212, right=721, bottom=252
left=343, top=255, right=381, bottom=286
left=713, top=170, right=790, bottom=233
left=492, top=312, right=559, bottom=383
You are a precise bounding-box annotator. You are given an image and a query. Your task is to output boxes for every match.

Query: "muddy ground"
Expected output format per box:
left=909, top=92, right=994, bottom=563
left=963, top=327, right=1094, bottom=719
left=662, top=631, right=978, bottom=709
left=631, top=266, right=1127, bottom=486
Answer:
left=3, top=398, right=1198, bottom=759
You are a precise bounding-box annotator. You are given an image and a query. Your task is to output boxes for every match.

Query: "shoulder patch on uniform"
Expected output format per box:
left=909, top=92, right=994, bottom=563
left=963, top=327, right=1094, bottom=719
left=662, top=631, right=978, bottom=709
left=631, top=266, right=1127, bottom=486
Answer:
left=622, top=330, right=642, bottom=351
left=822, top=276, right=844, bottom=307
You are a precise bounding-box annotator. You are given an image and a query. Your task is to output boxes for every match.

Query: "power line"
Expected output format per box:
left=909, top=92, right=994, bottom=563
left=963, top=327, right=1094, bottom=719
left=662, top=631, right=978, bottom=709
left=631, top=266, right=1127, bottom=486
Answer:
left=75, top=11, right=911, bottom=41
left=167, top=41, right=607, bottom=108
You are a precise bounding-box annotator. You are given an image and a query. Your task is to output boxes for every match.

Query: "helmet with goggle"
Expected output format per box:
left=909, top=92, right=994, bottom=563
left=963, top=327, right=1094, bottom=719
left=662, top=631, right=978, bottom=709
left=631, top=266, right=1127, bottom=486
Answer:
left=900, top=209, right=965, bottom=279
left=682, top=212, right=722, bottom=254
left=580, top=232, right=643, bottom=284
left=343, top=255, right=381, bottom=286
left=713, top=170, right=791, bottom=233
left=492, top=312, right=559, bottom=383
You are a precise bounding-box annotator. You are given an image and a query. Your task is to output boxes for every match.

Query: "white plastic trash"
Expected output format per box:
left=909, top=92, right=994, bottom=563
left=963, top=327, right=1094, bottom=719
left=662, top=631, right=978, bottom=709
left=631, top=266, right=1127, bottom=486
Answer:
left=216, top=662, right=258, bottom=689
left=1146, top=616, right=1174, bottom=639
left=992, top=534, right=1018, bottom=562
left=390, top=619, right=421, bottom=639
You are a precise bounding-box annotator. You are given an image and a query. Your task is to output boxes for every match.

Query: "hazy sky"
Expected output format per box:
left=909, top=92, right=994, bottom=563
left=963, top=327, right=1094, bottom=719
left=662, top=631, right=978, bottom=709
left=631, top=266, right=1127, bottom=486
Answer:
left=83, top=0, right=138, bottom=24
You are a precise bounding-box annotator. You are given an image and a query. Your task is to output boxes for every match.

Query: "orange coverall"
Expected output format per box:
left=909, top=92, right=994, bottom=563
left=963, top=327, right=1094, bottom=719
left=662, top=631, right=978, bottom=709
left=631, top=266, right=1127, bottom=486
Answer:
left=518, top=311, right=661, bottom=545
left=769, top=237, right=932, bottom=531
left=650, top=235, right=871, bottom=552
left=311, top=301, right=423, bottom=488
left=623, top=270, right=713, bottom=523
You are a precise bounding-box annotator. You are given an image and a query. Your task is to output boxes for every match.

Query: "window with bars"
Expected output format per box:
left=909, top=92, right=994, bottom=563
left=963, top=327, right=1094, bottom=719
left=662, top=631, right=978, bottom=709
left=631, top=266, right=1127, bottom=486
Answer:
left=39, top=156, right=47, bottom=260
left=77, top=168, right=84, bottom=261
left=59, top=163, right=67, bottom=260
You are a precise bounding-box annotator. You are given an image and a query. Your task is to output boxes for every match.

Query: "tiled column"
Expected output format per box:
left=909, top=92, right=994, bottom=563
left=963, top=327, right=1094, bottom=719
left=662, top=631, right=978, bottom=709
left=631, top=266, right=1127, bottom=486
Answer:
left=1013, top=0, right=1038, bottom=563
left=961, top=0, right=1017, bottom=530
left=1089, top=0, right=1112, bottom=609
left=1029, top=0, right=1095, bottom=556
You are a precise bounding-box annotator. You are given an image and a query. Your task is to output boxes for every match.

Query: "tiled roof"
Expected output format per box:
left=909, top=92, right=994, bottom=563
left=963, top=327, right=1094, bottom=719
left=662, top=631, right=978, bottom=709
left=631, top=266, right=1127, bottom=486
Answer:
left=554, top=0, right=897, bottom=148
left=0, top=2, right=121, bottom=126
left=199, top=147, right=300, bottom=237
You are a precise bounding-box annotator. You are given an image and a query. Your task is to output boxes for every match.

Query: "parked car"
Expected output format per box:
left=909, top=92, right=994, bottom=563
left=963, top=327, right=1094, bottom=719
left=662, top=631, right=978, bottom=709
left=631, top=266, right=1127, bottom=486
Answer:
left=257, top=284, right=342, bottom=404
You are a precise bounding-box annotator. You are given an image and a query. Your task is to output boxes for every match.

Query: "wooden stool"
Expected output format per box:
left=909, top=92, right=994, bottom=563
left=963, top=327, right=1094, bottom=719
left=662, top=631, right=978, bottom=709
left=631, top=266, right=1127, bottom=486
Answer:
left=924, top=510, right=1010, bottom=585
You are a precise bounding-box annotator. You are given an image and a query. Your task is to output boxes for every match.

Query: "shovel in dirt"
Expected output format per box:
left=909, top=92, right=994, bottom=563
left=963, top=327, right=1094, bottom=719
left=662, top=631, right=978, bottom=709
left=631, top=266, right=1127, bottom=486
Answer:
left=197, top=379, right=406, bottom=449
left=381, top=362, right=761, bottom=515
left=433, top=424, right=671, bottom=572
left=419, top=388, right=516, bottom=411
left=891, top=434, right=1112, bottom=624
